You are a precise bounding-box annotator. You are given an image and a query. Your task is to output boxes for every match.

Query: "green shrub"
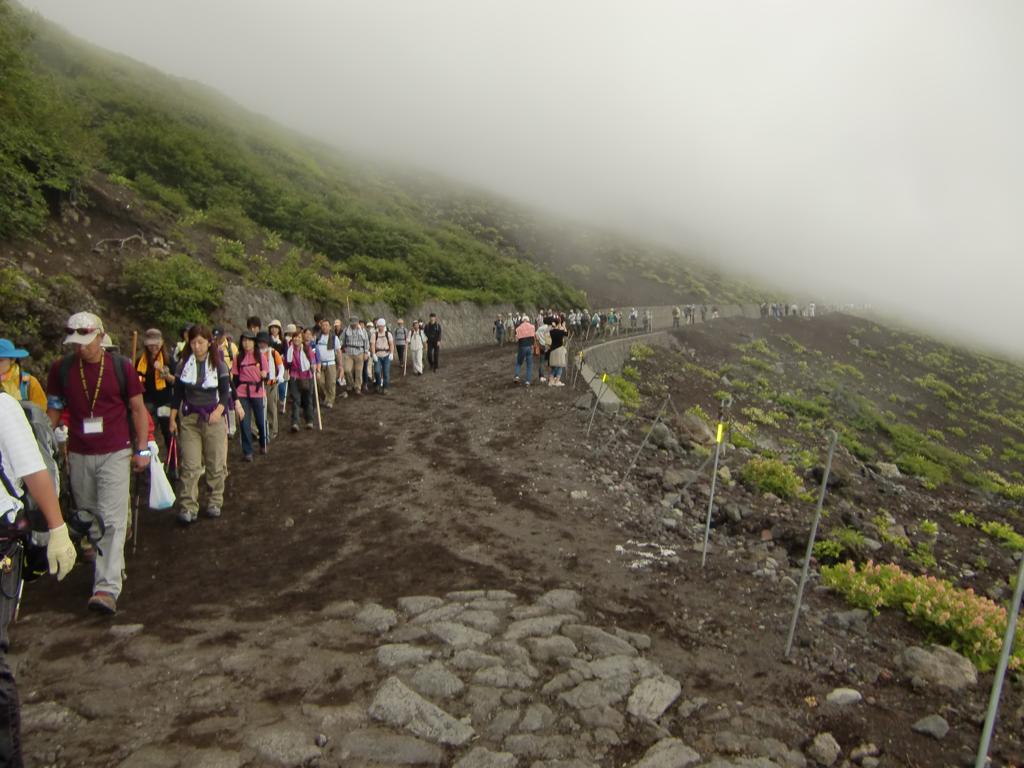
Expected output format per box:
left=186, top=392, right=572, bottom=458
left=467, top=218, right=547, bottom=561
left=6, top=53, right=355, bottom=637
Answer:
left=914, top=372, right=963, bottom=401
left=822, top=560, right=1023, bottom=672
left=630, top=343, right=655, bottom=361
left=122, top=253, right=222, bottom=330
left=212, top=237, right=247, bottom=273
left=832, top=362, right=865, bottom=381
left=981, top=521, right=1024, bottom=552
left=813, top=539, right=843, bottom=561
left=740, top=457, right=803, bottom=499
left=840, top=432, right=876, bottom=461
left=777, top=392, right=829, bottom=420
left=951, top=509, right=978, bottom=528
left=607, top=375, right=640, bottom=409
left=622, top=365, right=640, bottom=382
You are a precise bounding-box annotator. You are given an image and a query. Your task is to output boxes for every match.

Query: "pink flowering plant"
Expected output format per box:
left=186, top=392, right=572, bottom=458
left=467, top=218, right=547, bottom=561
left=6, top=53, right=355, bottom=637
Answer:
left=821, top=560, right=1023, bottom=672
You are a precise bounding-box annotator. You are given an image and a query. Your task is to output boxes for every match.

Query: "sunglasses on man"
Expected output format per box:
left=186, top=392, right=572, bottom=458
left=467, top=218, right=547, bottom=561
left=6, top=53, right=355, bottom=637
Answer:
left=65, top=327, right=98, bottom=336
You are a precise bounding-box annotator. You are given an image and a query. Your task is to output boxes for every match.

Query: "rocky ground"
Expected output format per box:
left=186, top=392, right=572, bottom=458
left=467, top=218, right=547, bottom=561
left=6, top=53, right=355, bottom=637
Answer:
left=9, top=324, right=1024, bottom=768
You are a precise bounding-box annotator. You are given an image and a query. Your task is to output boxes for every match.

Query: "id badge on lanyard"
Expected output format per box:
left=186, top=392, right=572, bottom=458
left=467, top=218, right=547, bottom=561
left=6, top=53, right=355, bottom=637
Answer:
left=83, top=416, right=104, bottom=434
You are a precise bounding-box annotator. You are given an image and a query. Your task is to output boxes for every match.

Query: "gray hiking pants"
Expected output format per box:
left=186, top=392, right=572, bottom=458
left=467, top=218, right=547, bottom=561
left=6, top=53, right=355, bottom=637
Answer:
left=69, top=449, right=131, bottom=599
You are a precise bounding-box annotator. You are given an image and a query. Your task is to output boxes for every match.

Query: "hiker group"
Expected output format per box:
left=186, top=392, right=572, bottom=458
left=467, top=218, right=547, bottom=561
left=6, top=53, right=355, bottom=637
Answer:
left=0, top=310, right=445, bottom=616
left=671, top=304, right=720, bottom=327
left=494, top=307, right=656, bottom=348
left=760, top=301, right=815, bottom=320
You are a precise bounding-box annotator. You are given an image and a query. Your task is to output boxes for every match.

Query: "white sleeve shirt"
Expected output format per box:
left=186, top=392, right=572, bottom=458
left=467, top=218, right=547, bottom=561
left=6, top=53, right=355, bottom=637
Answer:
left=0, top=393, right=45, bottom=515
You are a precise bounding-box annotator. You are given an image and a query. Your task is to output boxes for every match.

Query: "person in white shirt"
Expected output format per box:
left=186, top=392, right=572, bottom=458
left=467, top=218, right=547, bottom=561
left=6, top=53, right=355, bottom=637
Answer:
left=314, top=318, right=342, bottom=409
left=0, top=392, right=76, bottom=766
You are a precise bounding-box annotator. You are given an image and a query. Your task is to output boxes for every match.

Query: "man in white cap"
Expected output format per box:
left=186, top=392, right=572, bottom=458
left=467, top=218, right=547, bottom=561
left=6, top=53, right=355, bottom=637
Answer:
left=45, top=312, right=150, bottom=615
left=340, top=317, right=368, bottom=397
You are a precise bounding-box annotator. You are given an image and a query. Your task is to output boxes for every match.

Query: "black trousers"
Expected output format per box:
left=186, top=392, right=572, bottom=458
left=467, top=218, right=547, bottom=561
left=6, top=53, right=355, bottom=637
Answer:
left=0, top=545, right=23, bottom=768
left=427, top=342, right=439, bottom=371
left=396, top=345, right=406, bottom=367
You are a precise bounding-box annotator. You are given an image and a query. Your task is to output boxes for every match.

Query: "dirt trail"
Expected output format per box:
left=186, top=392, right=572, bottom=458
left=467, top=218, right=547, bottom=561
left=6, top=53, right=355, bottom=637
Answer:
left=9, top=336, right=1021, bottom=767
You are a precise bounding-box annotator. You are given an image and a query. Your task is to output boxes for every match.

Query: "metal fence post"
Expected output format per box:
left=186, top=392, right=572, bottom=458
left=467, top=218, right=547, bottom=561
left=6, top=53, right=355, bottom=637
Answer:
left=624, top=396, right=671, bottom=483
left=586, top=372, right=609, bottom=437
left=975, top=553, right=1024, bottom=767
left=784, top=429, right=838, bottom=657
left=700, top=396, right=732, bottom=568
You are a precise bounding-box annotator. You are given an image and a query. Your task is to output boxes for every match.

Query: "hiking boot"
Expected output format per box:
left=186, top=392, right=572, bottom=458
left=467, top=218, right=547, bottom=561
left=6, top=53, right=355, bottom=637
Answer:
left=291, top=424, right=300, bottom=433
left=524, top=381, right=531, bottom=388
left=326, top=402, right=334, bottom=409
left=88, top=591, right=117, bottom=615
left=306, top=423, right=314, bottom=430
left=205, top=505, right=221, bottom=519
left=243, top=454, right=254, bottom=463
left=177, top=509, right=196, bottom=525
left=514, top=376, right=520, bottom=384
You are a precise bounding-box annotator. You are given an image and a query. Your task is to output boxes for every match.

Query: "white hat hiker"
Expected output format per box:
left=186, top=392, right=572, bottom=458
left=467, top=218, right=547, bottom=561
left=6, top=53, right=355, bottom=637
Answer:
left=63, top=311, right=104, bottom=346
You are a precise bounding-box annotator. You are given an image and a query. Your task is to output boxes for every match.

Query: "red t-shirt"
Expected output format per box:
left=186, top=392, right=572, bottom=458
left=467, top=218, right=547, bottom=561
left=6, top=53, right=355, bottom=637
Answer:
left=47, top=353, right=144, bottom=455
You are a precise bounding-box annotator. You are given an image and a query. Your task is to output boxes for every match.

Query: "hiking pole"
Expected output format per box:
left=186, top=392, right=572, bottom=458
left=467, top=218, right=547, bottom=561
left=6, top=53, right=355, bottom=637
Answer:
left=571, top=350, right=583, bottom=390
left=624, top=395, right=671, bottom=483
left=131, top=469, right=141, bottom=556
left=312, top=371, right=323, bottom=430
left=586, top=372, right=609, bottom=437
left=130, top=330, right=138, bottom=367
left=974, top=552, right=1024, bottom=768
left=403, top=346, right=408, bottom=377
left=701, top=396, right=732, bottom=568
left=785, top=429, right=838, bottom=658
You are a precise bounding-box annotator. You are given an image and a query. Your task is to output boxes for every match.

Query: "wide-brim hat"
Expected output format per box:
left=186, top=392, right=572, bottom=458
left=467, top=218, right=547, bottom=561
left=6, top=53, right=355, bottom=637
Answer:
left=63, top=311, right=104, bottom=346
left=268, top=319, right=283, bottom=330
left=240, top=330, right=257, bottom=342
left=284, top=324, right=299, bottom=335
left=143, top=328, right=163, bottom=345
left=0, top=339, right=28, bottom=359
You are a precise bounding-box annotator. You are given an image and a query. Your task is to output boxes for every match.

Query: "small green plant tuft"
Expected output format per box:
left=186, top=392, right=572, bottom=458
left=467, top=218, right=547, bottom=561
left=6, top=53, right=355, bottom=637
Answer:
left=740, top=457, right=803, bottom=500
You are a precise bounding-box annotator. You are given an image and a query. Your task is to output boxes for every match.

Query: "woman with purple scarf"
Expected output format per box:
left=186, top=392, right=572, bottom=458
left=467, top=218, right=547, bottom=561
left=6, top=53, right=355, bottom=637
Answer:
left=169, top=325, right=232, bottom=525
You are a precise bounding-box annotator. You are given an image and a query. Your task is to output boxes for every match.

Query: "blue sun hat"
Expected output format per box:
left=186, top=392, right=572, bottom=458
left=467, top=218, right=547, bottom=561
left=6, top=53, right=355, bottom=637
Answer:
left=0, top=339, right=29, bottom=360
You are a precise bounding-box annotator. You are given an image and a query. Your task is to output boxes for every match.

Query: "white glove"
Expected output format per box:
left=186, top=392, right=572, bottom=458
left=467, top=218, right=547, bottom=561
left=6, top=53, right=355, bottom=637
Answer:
left=389, top=354, right=394, bottom=361
left=47, top=523, right=77, bottom=581
left=54, top=425, right=69, bottom=445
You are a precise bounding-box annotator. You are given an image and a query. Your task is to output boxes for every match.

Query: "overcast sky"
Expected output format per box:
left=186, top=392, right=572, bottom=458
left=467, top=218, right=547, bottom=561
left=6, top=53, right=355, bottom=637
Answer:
left=21, top=0, right=1024, bottom=356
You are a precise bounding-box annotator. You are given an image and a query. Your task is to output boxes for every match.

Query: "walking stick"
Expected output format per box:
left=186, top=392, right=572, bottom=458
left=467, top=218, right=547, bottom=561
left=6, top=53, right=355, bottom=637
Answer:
left=168, top=436, right=179, bottom=480
left=131, top=469, right=141, bottom=556
left=130, top=330, right=138, bottom=365
left=312, top=370, right=323, bottom=431
left=403, top=345, right=408, bottom=377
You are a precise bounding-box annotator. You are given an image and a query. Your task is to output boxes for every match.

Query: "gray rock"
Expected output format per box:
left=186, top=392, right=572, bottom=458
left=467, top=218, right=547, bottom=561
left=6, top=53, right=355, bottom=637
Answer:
left=503, top=734, right=576, bottom=760
left=398, top=596, right=446, bottom=617
left=537, top=589, right=582, bottom=612
left=526, top=635, right=579, bottom=662
left=650, top=423, right=680, bottom=451
left=677, top=413, right=714, bottom=445
left=559, top=676, right=632, bottom=710
left=452, top=649, right=505, bottom=671
left=454, top=747, right=518, bottom=768
left=627, top=676, right=682, bottom=721
left=369, top=677, right=475, bottom=746
left=341, top=728, right=443, bottom=765
left=412, top=603, right=467, bottom=625
left=575, top=393, right=594, bottom=410
left=911, top=714, right=949, bottom=740
left=850, top=743, right=879, bottom=762
left=824, top=688, right=862, bottom=706
left=805, top=732, right=840, bottom=766
left=612, top=627, right=653, bottom=651
left=676, top=697, right=708, bottom=719
left=109, top=623, right=144, bottom=637
left=486, top=708, right=523, bottom=740
left=577, top=705, right=625, bottom=731
left=561, top=624, right=639, bottom=658
left=411, top=661, right=466, bottom=700
left=506, top=614, right=575, bottom=641
left=242, top=724, right=322, bottom=766
left=661, top=517, right=680, bottom=530
left=875, top=462, right=902, bottom=479
left=459, top=609, right=503, bottom=634
left=20, top=702, right=81, bottom=733
left=571, top=490, right=589, bottom=501
left=320, top=600, right=359, bottom=618
left=519, top=703, right=555, bottom=732
left=631, top=738, right=701, bottom=768
left=355, top=603, right=399, bottom=634
left=447, top=590, right=488, bottom=601
left=901, top=645, right=977, bottom=691
left=429, top=621, right=491, bottom=649
left=467, top=686, right=504, bottom=722
left=377, top=643, right=434, bottom=669
left=488, top=590, right=518, bottom=601
left=473, top=665, right=534, bottom=689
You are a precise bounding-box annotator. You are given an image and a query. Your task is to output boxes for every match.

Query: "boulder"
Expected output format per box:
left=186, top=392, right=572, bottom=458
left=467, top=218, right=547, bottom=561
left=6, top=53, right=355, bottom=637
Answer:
left=369, top=677, right=475, bottom=746
left=806, top=732, right=840, bottom=766
left=911, top=714, right=949, bottom=740
left=676, top=413, right=714, bottom=445
left=875, top=463, right=902, bottom=480
left=901, top=645, right=977, bottom=691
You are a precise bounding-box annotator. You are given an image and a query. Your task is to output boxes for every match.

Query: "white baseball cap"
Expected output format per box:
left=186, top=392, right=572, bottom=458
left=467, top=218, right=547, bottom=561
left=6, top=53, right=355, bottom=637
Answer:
left=63, top=311, right=104, bottom=346
left=376, top=318, right=386, bottom=327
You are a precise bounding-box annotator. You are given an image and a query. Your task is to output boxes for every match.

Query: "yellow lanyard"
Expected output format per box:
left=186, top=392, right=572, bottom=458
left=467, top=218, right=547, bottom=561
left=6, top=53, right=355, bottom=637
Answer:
left=80, top=353, right=105, bottom=417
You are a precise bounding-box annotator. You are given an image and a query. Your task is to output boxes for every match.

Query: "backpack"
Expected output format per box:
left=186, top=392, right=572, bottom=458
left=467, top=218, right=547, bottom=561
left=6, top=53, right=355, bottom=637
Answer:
left=0, top=397, right=63, bottom=534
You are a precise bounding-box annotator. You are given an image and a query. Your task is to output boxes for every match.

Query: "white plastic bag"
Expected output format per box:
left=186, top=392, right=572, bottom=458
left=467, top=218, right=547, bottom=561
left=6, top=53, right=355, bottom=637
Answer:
left=148, top=444, right=176, bottom=510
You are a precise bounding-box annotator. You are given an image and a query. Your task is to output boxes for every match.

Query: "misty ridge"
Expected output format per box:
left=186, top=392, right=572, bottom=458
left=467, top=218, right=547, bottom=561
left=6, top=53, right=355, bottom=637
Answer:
left=17, top=0, right=1024, bottom=358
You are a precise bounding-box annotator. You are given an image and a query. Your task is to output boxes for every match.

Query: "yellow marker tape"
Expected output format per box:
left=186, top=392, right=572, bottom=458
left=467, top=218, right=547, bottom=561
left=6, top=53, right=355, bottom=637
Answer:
left=716, top=423, right=724, bottom=444
left=602, top=373, right=608, bottom=383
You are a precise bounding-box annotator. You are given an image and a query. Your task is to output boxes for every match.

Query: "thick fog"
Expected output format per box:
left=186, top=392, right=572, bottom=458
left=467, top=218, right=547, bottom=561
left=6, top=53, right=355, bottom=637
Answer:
left=21, top=0, right=1024, bottom=357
